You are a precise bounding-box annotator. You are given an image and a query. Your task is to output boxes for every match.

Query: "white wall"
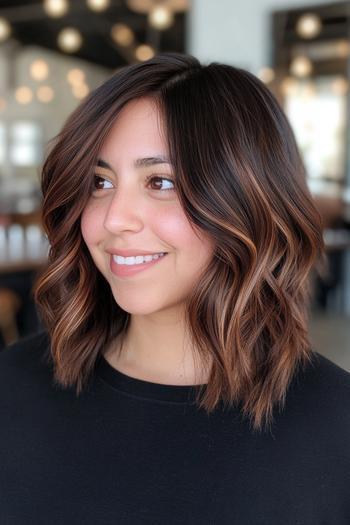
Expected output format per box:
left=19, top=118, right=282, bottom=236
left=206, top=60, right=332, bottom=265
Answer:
left=188, top=0, right=336, bottom=73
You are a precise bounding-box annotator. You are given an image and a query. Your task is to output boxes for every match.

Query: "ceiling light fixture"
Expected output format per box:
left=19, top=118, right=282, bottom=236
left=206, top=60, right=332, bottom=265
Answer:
left=44, top=0, right=69, bottom=18
left=72, top=83, right=90, bottom=99
left=0, top=17, right=11, bottom=42
left=135, top=44, right=155, bottom=61
left=111, top=23, right=134, bottom=46
left=36, top=86, right=55, bottom=103
left=257, top=67, right=275, bottom=84
left=86, top=0, right=110, bottom=11
left=15, top=86, right=33, bottom=105
left=57, top=27, right=83, bottom=53
left=290, top=55, right=313, bottom=77
left=296, top=13, right=322, bottom=39
left=67, top=68, right=86, bottom=85
left=30, top=59, right=49, bottom=81
left=148, top=5, right=174, bottom=30
left=127, top=0, right=188, bottom=14
left=331, top=77, right=349, bottom=96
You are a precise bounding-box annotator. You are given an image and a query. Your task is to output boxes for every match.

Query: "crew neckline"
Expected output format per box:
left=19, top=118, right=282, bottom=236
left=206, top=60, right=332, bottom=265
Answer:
left=95, top=354, right=208, bottom=403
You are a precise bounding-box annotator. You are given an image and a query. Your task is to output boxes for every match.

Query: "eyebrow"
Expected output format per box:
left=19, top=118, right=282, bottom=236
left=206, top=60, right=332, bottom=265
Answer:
left=96, top=156, right=171, bottom=171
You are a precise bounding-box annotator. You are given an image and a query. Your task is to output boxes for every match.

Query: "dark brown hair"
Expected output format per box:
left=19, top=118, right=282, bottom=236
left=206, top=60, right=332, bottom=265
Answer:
left=33, top=52, right=326, bottom=433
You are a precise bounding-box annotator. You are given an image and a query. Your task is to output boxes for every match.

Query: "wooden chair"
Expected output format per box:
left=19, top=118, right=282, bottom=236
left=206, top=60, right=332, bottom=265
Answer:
left=0, top=288, right=22, bottom=346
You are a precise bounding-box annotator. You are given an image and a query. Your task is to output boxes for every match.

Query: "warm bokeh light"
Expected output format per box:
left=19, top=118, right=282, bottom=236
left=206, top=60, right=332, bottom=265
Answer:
left=296, top=13, right=322, bottom=39
left=72, top=83, right=90, bottom=99
left=44, top=0, right=69, bottom=18
left=148, top=5, right=174, bottom=30
left=111, top=23, right=134, bottom=46
left=302, top=81, right=317, bottom=99
left=36, top=85, right=55, bottom=103
left=67, top=68, right=86, bottom=85
left=336, top=39, right=350, bottom=58
left=127, top=0, right=189, bottom=13
left=86, top=0, right=110, bottom=11
left=290, top=55, right=313, bottom=77
left=280, top=76, right=299, bottom=96
left=0, top=17, right=11, bottom=42
left=58, top=27, right=83, bottom=53
left=331, top=77, right=349, bottom=96
left=15, top=86, right=33, bottom=105
left=0, top=97, right=7, bottom=111
left=135, top=44, right=155, bottom=61
left=257, top=67, right=275, bottom=83
left=30, top=59, right=49, bottom=81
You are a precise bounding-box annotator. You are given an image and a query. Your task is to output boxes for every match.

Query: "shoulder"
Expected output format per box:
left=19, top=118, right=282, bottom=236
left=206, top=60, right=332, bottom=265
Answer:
left=285, top=350, right=350, bottom=427
left=296, top=350, right=350, bottom=394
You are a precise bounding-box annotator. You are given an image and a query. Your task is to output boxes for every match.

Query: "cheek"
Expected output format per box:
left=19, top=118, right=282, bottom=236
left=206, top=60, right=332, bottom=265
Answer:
left=156, top=206, right=214, bottom=262
left=154, top=205, right=193, bottom=247
left=80, top=202, right=104, bottom=247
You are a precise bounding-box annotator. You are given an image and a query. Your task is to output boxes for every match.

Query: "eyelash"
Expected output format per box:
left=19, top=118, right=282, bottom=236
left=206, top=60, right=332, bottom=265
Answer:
left=92, top=174, right=175, bottom=193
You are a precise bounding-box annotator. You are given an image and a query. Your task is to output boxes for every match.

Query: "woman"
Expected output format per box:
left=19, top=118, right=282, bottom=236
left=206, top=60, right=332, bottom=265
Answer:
left=1, top=52, right=349, bottom=524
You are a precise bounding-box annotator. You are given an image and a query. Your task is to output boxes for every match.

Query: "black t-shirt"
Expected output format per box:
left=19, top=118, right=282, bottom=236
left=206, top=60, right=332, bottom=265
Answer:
left=0, top=330, right=350, bottom=525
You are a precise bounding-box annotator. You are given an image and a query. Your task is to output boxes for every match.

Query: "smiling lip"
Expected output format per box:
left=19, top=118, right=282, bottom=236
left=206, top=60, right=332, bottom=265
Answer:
left=109, top=253, right=168, bottom=278
left=106, top=249, right=167, bottom=257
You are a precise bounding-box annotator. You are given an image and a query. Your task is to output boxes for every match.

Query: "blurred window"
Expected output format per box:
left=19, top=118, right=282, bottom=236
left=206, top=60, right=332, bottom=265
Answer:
left=9, top=121, right=43, bottom=166
left=0, top=123, right=6, bottom=164
left=284, top=77, right=347, bottom=195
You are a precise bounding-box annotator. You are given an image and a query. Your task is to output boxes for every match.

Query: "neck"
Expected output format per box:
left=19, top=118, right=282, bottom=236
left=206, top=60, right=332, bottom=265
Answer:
left=104, top=311, right=211, bottom=386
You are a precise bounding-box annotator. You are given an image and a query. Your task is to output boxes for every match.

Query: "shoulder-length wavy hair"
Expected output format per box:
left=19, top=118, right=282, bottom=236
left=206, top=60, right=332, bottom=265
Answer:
left=34, top=52, right=326, bottom=433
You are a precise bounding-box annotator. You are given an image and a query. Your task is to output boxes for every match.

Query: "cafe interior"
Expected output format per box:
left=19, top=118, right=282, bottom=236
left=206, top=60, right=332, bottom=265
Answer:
left=0, top=0, right=349, bottom=370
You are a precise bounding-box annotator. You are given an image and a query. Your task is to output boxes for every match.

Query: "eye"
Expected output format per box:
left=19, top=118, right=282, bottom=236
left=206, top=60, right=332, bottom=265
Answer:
left=92, top=175, right=113, bottom=191
left=91, top=174, right=176, bottom=194
left=145, top=175, right=175, bottom=192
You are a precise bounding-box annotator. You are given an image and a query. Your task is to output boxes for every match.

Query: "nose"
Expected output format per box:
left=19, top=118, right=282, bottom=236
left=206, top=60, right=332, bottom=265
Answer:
left=103, top=187, right=144, bottom=234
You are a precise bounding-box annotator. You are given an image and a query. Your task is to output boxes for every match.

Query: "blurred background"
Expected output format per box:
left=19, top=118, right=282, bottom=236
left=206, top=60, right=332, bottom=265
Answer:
left=0, top=0, right=349, bottom=369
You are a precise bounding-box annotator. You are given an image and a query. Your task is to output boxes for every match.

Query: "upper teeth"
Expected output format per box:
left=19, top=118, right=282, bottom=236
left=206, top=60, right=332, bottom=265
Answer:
left=113, top=253, right=166, bottom=265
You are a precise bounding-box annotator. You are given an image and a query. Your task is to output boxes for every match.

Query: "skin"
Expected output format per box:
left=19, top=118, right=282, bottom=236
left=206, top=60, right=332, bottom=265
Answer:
left=80, top=96, right=215, bottom=385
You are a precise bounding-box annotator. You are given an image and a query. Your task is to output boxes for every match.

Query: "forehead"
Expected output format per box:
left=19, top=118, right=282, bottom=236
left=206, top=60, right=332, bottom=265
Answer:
left=101, top=97, right=167, bottom=156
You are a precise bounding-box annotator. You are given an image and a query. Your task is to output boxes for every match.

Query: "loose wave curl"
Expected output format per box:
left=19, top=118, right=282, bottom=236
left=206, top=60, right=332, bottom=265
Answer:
left=33, top=52, right=326, bottom=433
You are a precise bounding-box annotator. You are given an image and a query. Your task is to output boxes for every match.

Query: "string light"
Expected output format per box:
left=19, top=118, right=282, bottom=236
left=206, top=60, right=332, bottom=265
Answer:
left=148, top=5, right=174, bottom=30
left=331, top=77, right=349, bottom=96
left=290, top=56, right=313, bottom=77
left=57, top=27, right=83, bottom=53
left=15, top=87, right=33, bottom=105
left=72, top=83, right=90, bottom=99
left=336, top=40, right=350, bottom=58
left=36, top=86, right=55, bottom=103
left=44, top=0, right=69, bottom=18
left=0, top=17, right=11, bottom=42
left=67, top=68, right=86, bottom=85
left=30, top=59, right=49, bottom=81
left=280, top=77, right=299, bottom=96
left=86, top=0, right=110, bottom=11
left=296, top=13, right=322, bottom=39
left=135, top=44, right=155, bottom=61
left=257, top=67, right=275, bottom=84
left=111, top=24, right=134, bottom=46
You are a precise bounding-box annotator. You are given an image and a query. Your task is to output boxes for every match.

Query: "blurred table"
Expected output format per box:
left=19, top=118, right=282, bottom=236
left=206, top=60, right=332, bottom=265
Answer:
left=324, top=228, right=350, bottom=251
left=0, top=223, right=49, bottom=272
left=0, top=223, right=49, bottom=348
left=315, top=227, right=350, bottom=315
left=0, top=257, right=47, bottom=274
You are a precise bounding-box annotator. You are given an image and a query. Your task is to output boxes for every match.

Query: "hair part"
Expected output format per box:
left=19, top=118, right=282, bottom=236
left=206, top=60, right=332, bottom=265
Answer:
left=33, top=52, right=326, bottom=434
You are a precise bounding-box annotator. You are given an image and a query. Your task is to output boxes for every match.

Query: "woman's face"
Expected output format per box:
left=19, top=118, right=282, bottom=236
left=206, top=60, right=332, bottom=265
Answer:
left=81, top=96, right=215, bottom=316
